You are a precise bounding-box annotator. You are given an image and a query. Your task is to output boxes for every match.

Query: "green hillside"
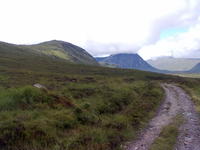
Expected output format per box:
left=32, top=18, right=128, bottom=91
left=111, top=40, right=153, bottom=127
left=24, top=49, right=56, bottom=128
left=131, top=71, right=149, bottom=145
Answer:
left=0, top=41, right=198, bottom=150
left=148, top=57, right=200, bottom=71
left=21, top=40, right=98, bottom=65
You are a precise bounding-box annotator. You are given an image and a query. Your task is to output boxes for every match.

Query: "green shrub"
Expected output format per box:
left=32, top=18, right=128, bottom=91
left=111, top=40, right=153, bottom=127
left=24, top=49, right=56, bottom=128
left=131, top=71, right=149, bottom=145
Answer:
left=0, top=86, right=52, bottom=110
left=74, top=108, right=99, bottom=125
left=0, top=115, right=56, bottom=150
left=97, top=89, right=135, bottom=114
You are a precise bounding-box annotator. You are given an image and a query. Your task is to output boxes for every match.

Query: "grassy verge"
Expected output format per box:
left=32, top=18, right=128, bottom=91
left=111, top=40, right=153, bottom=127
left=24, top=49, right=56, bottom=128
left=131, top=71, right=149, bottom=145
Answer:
left=150, top=115, right=183, bottom=150
left=182, top=87, right=200, bottom=113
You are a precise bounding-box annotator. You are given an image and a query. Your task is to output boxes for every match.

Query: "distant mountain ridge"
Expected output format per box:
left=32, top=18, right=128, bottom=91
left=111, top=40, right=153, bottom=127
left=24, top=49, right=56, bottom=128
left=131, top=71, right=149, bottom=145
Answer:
left=4, top=40, right=200, bottom=74
left=96, top=53, right=160, bottom=72
left=188, top=63, right=200, bottom=73
left=148, top=56, right=200, bottom=71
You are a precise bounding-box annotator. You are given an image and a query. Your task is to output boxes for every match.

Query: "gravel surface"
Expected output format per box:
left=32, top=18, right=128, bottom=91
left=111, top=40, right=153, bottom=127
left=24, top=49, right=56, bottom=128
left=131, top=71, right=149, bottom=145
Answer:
left=126, top=84, right=200, bottom=150
left=173, top=85, right=200, bottom=150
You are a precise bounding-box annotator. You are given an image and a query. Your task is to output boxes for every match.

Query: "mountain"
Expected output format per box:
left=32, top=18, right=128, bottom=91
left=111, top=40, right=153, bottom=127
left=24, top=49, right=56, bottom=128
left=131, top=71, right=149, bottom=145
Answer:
left=95, top=57, right=107, bottom=62
left=147, top=56, right=200, bottom=71
left=0, top=40, right=98, bottom=70
left=188, top=63, right=200, bottom=73
left=22, top=40, right=98, bottom=65
left=0, top=41, right=49, bottom=70
left=96, top=53, right=159, bottom=72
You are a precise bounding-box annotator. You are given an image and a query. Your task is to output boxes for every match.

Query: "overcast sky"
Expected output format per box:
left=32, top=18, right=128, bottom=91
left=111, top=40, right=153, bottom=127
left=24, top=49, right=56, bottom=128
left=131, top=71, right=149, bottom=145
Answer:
left=0, top=0, right=200, bottom=60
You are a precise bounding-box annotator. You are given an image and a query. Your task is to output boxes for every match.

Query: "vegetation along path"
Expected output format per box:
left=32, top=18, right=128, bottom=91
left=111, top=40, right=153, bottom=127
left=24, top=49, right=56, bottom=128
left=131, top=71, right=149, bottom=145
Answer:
left=126, top=84, right=200, bottom=150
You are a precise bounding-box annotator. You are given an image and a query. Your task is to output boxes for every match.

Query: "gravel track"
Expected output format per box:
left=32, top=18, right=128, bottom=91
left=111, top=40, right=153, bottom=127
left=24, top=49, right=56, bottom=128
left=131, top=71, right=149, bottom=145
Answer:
left=126, top=84, right=200, bottom=150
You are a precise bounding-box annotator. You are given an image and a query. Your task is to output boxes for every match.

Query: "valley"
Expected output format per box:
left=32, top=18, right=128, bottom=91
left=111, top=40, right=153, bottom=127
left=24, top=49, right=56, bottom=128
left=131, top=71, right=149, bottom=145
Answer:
left=0, top=41, right=200, bottom=150
left=1, top=0, right=200, bottom=149
left=147, top=57, right=200, bottom=72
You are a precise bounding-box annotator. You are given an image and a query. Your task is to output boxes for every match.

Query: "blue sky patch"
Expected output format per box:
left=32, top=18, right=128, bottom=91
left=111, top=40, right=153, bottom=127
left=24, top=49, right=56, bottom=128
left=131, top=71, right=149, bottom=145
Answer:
left=160, top=28, right=188, bottom=39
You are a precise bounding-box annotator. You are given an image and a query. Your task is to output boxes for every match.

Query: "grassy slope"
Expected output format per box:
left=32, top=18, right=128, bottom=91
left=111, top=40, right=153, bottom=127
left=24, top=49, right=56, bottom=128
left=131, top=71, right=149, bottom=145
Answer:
left=171, top=73, right=200, bottom=113
left=22, top=40, right=98, bottom=65
left=0, top=74, right=165, bottom=150
left=175, top=74, right=200, bottom=78
left=0, top=42, right=190, bottom=150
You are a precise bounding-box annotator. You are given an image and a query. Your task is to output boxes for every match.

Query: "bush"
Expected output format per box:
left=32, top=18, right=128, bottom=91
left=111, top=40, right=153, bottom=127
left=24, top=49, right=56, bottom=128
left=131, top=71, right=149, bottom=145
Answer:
left=74, top=108, right=99, bottom=125
left=0, top=115, right=56, bottom=150
left=97, top=89, right=135, bottom=114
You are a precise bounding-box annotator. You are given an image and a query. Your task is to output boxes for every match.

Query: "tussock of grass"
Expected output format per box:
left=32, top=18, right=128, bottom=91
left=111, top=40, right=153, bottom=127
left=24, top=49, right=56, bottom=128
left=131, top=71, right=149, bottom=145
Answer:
left=150, top=115, right=183, bottom=150
left=0, top=86, right=53, bottom=110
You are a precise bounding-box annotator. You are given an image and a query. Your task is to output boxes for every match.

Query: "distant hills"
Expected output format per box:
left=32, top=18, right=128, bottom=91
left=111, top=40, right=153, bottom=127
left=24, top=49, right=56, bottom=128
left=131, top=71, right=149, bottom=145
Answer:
left=188, top=63, right=200, bottom=73
left=96, top=54, right=200, bottom=74
left=96, top=53, right=160, bottom=72
left=147, top=56, right=200, bottom=71
left=2, top=40, right=200, bottom=74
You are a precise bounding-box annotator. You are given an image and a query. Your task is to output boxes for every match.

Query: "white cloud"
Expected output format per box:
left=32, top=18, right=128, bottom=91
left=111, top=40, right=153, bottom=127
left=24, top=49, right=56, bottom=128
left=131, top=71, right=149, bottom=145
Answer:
left=0, top=0, right=200, bottom=57
left=138, top=21, right=200, bottom=60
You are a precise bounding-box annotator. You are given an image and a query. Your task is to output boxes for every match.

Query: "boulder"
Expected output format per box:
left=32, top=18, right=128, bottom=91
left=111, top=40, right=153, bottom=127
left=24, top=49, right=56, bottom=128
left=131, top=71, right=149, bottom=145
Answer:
left=33, top=83, right=48, bottom=91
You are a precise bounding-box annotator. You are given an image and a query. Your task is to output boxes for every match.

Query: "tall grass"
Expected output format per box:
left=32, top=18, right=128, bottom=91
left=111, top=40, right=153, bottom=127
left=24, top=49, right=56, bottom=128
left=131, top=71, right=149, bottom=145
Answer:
left=0, top=79, right=164, bottom=150
left=0, top=45, right=174, bottom=149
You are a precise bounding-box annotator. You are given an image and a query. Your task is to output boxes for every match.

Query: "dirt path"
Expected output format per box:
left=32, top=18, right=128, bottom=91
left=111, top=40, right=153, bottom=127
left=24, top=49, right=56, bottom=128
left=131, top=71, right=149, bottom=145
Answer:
left=126, top=84, right=200, bottom=150
left=174, top=86, right=200, bottom=150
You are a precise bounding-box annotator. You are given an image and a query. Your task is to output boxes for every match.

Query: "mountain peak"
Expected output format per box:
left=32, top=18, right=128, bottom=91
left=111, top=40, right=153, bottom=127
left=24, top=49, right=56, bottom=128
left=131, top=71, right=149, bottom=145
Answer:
left=188, top=63, right=200, bottom=73
left=20, top=40, right=98, bottom=65
left=110, top=53, right=139, bottom=57
left=37, top=40, right=72, bottom=46
left=96, top=53, right=158, bottom=72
